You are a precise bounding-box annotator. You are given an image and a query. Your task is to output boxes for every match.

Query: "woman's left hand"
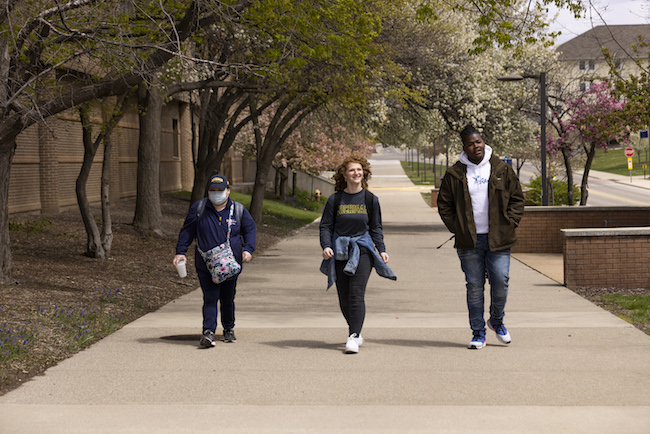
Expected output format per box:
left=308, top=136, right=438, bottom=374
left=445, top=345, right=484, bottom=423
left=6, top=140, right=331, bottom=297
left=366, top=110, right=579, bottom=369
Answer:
left=380, top=252, right=389, bottom=263
left=242, top=251, right=252, bottom=263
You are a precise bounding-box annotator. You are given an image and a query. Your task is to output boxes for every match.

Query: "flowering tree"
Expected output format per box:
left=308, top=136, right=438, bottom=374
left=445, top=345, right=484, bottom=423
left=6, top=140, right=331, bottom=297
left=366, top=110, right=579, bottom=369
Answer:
left=371, top=1, right=552, bottom=168
left=547, top=82, right=641, bottom=205
left=606, top=40, right=650, bottom=151
left=236, top=108, right=373, bottom=199
left=274, top=122, right=373, bottom=199
left=279, top=122, right=373, bottom=175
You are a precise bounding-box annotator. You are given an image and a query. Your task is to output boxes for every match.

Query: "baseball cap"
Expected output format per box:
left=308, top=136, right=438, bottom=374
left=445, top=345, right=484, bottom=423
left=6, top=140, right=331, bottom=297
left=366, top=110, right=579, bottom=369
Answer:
left=208, top=174, right=229, bottom=190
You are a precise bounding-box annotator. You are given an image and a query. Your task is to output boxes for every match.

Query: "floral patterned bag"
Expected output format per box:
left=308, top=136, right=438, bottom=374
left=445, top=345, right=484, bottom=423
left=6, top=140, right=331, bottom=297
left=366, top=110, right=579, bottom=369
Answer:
left=198, top=204, right=242, bottom=284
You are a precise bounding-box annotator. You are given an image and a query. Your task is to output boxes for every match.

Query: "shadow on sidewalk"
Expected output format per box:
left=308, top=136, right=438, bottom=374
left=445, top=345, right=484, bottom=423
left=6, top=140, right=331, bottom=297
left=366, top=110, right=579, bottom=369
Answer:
left=263, top=338, right=468, bottom=350
left=263, top=340, right=341, bottom=351
left=372, top=339, right=466, bottom=349
left=382, top=223, right=448, bottom=233
left=136, top=334, right=204, bottom=347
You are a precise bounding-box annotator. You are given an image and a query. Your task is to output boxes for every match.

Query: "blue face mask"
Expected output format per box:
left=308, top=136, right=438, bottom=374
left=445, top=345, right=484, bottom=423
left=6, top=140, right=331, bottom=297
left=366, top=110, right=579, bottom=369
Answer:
left=208, top=190, right=228, bottom=205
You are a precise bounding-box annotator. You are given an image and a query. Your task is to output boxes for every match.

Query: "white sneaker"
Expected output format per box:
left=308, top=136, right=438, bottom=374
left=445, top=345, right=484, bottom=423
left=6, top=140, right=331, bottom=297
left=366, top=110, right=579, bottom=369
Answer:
left=354, top=335, right=364, bottom=346
left=345, top=334, right=359, bottom=353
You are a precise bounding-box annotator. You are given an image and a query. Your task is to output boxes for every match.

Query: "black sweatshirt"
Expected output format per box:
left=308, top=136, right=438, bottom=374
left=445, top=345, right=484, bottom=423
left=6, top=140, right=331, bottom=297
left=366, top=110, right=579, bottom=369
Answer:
left=319, top=189, right=386, bottom=253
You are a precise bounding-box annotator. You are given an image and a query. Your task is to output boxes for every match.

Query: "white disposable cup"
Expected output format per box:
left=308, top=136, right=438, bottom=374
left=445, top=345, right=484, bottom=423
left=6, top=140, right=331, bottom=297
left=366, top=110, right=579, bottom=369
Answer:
left=176, top=260, right=187, bottom=278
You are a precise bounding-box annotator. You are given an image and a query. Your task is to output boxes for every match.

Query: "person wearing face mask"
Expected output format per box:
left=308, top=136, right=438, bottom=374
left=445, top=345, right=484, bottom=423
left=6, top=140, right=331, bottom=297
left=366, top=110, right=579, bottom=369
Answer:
left=174, top=174, right=257, bottom=348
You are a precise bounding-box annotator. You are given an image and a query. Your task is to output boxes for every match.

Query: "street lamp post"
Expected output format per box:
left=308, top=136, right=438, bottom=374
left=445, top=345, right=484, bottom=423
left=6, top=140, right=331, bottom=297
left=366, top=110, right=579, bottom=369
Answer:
left=498, top=72, right=548, bottom=206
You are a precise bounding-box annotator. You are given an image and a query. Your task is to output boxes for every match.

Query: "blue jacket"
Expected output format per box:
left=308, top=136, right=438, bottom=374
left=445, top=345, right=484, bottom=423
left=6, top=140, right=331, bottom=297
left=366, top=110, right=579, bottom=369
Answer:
left=175, top=198, right=257, bottom=265
left=319, top=232, right=396, bottom=290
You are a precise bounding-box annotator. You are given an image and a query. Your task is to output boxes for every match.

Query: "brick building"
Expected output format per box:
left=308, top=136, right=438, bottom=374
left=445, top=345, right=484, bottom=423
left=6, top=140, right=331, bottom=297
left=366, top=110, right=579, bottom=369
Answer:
left=8, top=95, right=250, bottom=216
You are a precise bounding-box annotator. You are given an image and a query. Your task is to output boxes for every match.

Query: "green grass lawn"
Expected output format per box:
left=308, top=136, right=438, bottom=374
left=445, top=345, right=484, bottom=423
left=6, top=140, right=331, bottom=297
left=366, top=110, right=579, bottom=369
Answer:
left=591, top=147, right=650, bottom=177
left=400, top=160, right=447, bottom=186
left=400, top=160, right=448, bottom=207
left=601, top=294, right=650, bottom=335
left=230, top=191, right=323, bottom=228
left=173, top=190, right=323, bottom=230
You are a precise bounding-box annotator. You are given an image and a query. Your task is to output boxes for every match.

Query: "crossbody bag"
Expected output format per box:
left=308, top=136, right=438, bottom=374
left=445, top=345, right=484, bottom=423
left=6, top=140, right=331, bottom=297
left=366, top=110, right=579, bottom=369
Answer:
left=197, top=204, right=242, bottom=284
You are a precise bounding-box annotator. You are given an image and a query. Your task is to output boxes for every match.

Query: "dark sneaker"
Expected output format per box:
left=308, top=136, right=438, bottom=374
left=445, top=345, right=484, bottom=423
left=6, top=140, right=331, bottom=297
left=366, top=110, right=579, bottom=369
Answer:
left=468, top=330, right=486, bottom=349
left=200, top=330, right=216, bottom=348
left=488, top=318, right=512, bottom=344
left=223, top=328, right=236, bottom=343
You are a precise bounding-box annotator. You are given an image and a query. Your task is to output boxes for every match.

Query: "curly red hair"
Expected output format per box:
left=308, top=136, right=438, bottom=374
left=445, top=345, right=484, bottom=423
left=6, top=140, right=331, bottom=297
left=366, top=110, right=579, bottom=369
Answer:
left=333, top=153, right=372, bottom=192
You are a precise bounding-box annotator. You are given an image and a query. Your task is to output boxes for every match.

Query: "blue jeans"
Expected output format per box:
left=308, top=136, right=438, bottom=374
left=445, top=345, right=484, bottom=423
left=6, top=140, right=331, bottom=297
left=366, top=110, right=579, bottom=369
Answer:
left=457, top=234, right=510, bottom=331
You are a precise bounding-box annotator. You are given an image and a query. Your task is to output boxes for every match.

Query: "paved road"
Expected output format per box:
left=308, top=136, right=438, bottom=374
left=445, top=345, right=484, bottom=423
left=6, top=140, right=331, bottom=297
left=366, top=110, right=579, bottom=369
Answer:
left=1, top=153, right=650, bottom=433
left=518, top=163, right=650, bottom=206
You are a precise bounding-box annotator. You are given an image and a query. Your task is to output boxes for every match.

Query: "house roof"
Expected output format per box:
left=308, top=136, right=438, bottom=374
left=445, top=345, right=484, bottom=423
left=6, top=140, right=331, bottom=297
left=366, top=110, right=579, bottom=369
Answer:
left=557, top=25, right=650, bottom=60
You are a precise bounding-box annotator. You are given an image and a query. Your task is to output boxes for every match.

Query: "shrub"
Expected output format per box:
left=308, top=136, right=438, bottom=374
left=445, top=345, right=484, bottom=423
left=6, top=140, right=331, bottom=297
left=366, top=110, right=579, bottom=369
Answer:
left=525, top=176, right=580, bottom=206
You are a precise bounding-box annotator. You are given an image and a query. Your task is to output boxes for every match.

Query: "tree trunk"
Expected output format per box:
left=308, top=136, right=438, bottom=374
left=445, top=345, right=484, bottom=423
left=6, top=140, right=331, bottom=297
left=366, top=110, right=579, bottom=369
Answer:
left=0, top=34, right=17, bottom=284
left=133, top=83, right=164, bottom=234
left=0, top=139, right=17, bottom=284
left=516, top=158, right=525, bottom=177
left=249, top=98, right=317, bottom=223
left=76, top=104, right=106, bottom=258
left=580, top=141, right=597, bottom=206
left=101, top=131, right=114, bottom=258
left=76, top=96, right=128, bottom=258
left=560, top=147, right=575, bottom=206
left=99, top=94, right=131, bottom=257
left=249, top=166, right=268, bottom=224
left=188, top=87, right=251, bottom=204
left=279, top=166, right=288, bottom=201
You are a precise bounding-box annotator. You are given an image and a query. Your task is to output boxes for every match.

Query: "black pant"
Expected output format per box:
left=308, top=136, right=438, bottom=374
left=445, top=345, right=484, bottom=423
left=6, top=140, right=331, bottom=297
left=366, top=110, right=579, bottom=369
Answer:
left=196, top=254, right=237, bottom=332
left=335, top=247, right=373, bottom=336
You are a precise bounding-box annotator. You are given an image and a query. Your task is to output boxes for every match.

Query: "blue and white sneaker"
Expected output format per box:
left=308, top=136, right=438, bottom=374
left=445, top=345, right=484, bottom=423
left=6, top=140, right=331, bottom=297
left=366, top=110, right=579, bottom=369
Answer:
left=468, top=330, right=486, bottom=349
left=488, top=318, right=511, bottom=344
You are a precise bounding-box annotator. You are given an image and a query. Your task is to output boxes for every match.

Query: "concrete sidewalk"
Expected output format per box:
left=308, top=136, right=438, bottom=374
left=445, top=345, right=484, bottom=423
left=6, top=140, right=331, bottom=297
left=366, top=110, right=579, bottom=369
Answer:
left=587, top=168, right=650, bottom=190
left=2, top=159, right=650, bottom=433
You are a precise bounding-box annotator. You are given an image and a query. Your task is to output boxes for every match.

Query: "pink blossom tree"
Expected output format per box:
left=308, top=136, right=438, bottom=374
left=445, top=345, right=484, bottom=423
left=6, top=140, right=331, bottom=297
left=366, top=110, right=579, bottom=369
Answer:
left=237, top=109, right=373, bottom=200
left=547, top=82, right=640, bottom=205
left=279, top=121, right=373, bottom=174
left=275, top=120, right=373, bottom=199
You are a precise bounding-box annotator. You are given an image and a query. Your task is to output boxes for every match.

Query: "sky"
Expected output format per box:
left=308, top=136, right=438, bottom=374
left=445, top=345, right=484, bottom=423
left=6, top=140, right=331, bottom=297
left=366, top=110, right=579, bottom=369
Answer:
left=547, top=0, right=650, bottom=45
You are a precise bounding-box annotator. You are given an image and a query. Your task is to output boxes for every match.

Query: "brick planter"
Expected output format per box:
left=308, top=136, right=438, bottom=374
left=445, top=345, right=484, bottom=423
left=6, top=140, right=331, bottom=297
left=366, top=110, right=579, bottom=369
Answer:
left=562, top=227, right=650, bottom=289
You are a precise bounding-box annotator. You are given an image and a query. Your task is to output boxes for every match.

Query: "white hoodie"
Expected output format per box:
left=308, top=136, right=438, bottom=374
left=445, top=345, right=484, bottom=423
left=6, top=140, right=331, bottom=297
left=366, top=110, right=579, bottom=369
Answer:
left=459, top=144, right=493, bottom=234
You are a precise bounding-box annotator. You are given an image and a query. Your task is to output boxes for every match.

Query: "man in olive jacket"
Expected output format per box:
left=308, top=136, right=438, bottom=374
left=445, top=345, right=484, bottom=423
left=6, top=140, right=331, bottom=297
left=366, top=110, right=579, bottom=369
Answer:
left=437, top=125, right=525, bottom=350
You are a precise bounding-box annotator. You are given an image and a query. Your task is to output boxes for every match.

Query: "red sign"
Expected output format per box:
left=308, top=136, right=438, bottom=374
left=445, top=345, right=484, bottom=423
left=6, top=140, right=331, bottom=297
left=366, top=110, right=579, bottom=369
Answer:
left=625, top=147, right=635, bottom=157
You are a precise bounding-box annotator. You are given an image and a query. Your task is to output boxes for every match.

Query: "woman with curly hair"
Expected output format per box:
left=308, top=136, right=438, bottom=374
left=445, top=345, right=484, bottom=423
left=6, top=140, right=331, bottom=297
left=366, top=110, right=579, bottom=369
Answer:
left=319, top=154, right=396, bottom=354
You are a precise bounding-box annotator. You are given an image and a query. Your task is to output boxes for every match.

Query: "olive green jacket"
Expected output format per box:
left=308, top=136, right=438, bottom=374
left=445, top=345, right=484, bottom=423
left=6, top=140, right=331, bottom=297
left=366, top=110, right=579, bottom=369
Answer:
left=437, top=154, right=525, bottom=251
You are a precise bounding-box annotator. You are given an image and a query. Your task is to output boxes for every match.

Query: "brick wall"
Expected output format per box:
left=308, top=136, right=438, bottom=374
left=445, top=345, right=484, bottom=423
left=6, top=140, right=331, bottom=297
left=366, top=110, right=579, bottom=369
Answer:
left=430, top=188, right=439, bottom=207
left=8, top=98, right=247, bottom=216
left=9, top=100, right=173, bottom=215
left=514, top=206, right=650, bottom=253
left=563, top=228, right=650, bottom=289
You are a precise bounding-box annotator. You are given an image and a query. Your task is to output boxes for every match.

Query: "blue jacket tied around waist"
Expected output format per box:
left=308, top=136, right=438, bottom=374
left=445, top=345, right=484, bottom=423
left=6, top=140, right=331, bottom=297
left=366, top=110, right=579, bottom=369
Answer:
left=320, top=232, right=396, bottom=290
